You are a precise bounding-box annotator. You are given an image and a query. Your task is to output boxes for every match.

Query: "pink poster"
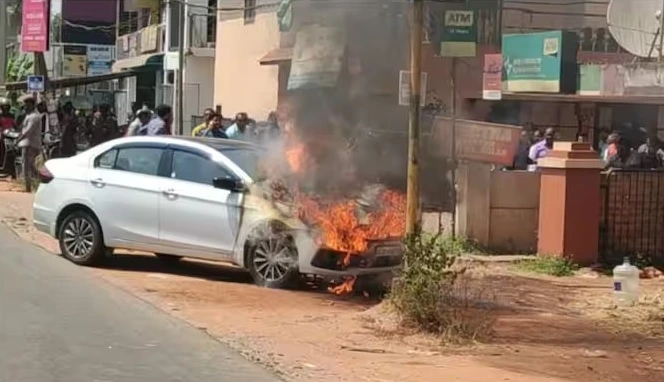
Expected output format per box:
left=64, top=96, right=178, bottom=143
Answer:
left=21, top=0, right=49, bottom=53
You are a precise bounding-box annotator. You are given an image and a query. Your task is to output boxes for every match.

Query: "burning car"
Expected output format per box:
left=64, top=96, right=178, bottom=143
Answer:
left=32, top=136, right=404, bottom=290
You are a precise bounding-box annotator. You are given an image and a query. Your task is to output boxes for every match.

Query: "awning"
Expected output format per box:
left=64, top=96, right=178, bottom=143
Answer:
left=112, top=53, right=164, bottom=72
left=259, top=47, right=293, bottom=65
left=4, top=70, right=140, bottom=91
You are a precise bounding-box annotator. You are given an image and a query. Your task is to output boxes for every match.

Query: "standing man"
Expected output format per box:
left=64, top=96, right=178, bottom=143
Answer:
left=59, top=102, right=79, bottom=158
left=88, top=104, right=118, bottom=146
left=15, top=96, right=42, bottom=192
left=140, top=104, right=173, bottom=136
left=191, top=108, right=215, bottom=137
left=225, top=112, right=252, bottom=141
left=125, top=107, right=153, bottom=136
left=527, top=127, right=555, bottom=171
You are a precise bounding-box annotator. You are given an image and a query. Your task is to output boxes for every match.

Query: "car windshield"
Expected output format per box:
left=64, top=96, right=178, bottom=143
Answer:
left=218, top=147, right=264, bottom=181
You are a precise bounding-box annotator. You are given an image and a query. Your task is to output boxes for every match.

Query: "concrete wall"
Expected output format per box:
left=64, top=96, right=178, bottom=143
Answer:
left=214, top=10, right=280, bottom=120
left=456, top=163, right=540, bottom=253
left=184, top=55, right=215, bottom=131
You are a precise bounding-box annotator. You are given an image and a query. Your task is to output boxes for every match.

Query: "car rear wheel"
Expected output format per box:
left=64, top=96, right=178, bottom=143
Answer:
left=156, top=254, right=183, bottom=265
left=58, top=211, right=105, bottom=265
left=247, top=232, right=299, bottom=289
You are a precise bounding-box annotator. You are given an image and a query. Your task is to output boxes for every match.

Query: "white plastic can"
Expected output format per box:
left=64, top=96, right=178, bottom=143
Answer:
left=613, top=257, right=639, bottom=307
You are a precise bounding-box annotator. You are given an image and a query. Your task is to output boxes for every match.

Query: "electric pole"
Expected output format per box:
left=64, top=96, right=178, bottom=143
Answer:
left=0, top=2, right=7, bottom=89
left=405, top=0, right=423, bottom=235
left=176, top=0, right=185, bottom=135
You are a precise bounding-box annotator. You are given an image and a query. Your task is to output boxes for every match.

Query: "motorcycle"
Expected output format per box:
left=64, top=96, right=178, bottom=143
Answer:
left=0, top=129, right=20, bottom=179
left=43, top=132, right=61, bottom=160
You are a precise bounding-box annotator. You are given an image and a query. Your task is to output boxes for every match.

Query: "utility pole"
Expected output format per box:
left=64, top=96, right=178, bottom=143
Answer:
left=406, top=0, right=423, bottom=235
left=659, top=2, right=664, bottom=63
left=0, top=1, right=7, bottom=89
left=450, top=58, right=457, bottom=238
left=176, top=0, right=185, bottom=135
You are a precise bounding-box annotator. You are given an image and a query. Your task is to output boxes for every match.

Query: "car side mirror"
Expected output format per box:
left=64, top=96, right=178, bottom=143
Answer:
left=213, top=177, right=246, bottom=192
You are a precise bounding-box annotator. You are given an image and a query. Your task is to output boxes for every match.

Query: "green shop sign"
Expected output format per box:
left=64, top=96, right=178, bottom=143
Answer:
left=440, top=10, right=477, bottom=58
left=502, top=31, right=578, bottom=93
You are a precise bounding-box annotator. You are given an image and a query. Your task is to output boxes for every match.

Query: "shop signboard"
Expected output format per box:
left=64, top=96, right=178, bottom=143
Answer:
left=430, top=117, right=522, bottom=166
left=502, top=31, right=578, bottom=93
left=21, top=0, right=50, bottom=52
left=440, top=10, right=477, bottom=57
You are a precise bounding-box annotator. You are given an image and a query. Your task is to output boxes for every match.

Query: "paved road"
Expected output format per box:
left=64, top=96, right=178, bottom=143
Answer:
left=0, top=224, right=280, bottom=382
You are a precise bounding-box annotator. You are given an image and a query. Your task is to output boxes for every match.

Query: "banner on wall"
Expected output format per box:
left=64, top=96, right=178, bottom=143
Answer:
left=482, top=53, right=502, bottom=100
left=62, top=45, right=88, bottom=77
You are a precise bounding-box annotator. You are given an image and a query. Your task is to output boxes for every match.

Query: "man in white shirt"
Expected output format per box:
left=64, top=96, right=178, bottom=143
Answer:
left=15, top=96, right=43, bottom=192
left=225, top=112, right=252, bottom=141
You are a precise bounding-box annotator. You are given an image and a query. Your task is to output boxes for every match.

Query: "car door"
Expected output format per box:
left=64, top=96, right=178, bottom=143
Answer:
left=87, top=143, right=168, bottom=249
left=158, top=147, right=243, bottom=258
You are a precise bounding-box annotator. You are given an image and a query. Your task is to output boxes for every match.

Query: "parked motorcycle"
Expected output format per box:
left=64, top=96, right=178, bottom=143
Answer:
left=0, top=129, right=20, bottom=179
left=43, top=133, right=61, bottom=160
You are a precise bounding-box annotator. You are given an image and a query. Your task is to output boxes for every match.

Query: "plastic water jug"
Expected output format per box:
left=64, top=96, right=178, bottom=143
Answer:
left=613, top=257, right=639, bottom=307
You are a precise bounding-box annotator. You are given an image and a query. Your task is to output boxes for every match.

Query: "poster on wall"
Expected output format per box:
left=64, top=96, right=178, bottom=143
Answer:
left=398, top=70, right=427, bottom=107
left=62, top=45, right=88, bottom=77
left=21, top=0, right=50, bottom=52
left=87, top=45, right=113, bottom=76
left=287, top=24, right=346, bottom=90
left=482, top=53, right=502, bottom=100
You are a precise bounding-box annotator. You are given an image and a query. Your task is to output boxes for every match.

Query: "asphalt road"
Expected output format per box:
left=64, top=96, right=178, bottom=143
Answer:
left=0, top=224, right=281, bottom=382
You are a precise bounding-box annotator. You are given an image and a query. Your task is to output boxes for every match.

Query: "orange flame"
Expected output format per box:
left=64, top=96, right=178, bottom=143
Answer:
left=296, top=191, right=406, bottom=254
left=285, top=143, right=306, bottom=173
left=328, top=276, right=357, bottom=295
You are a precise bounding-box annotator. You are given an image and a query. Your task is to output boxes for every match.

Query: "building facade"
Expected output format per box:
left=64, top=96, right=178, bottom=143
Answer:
left=112, top=0, right=216, bottom=131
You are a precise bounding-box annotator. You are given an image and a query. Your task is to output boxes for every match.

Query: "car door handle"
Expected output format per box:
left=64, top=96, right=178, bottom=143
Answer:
left=90, top=178, right=105, bottom=188
left=162, top=188, right=178, bottom=199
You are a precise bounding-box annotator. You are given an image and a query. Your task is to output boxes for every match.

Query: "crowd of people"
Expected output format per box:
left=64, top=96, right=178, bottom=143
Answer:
left=511, top=126, right=664, bottom=171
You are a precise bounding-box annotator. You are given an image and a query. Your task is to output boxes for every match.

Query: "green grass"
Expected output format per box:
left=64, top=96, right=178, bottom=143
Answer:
left=513, top=255, right=578, bottom=277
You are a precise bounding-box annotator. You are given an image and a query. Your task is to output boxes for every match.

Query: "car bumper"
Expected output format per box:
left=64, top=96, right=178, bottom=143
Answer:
left=32, top=203, right=57, bottom=236
left=295, top=235, right=402, bottom=278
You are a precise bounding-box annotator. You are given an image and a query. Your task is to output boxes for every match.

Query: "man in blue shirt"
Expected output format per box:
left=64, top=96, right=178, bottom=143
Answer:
left=140, top=104, right=172, bottom=136
left=225, top=112, right=252, bottom=141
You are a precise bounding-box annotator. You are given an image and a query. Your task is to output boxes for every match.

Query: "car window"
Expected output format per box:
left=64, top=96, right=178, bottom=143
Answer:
left=115, top=147, right=163, bottom=176
left=170, top=150, right=234, bottom=185
left=95, top=149, right=118, bottom=169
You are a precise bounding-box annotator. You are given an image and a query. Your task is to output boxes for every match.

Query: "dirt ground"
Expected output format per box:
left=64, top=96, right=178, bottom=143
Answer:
left=2, top=180, right=663, bottom=382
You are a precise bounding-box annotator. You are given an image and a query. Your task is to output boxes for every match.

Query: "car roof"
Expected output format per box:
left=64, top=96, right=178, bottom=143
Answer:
left=173, top=136, right=263, bottom=151
left=110, top=136, right=263, bottom=152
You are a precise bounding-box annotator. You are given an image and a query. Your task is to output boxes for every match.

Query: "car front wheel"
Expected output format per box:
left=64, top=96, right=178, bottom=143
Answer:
left=247, top=232, right=299, bottom=289
left=58, top=211, right=105, bottom=265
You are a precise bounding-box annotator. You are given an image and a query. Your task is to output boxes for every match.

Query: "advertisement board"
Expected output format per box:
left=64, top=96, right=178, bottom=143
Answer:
left=21, top=0, right=50, bottom=52
left=287, top=24, right=346, bottom=90
left=87, top=45, right=113, bottom=76
left=502, top=31, right=578, bottom=94
left=62, top=45, right=88, bottom=77
left=430, top=117, right=522, bottom=166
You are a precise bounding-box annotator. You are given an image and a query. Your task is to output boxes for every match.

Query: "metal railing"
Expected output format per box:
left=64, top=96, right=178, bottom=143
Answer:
left=116, top=24, right=165, bottom=60
left=600, top=169, right=664, bottom=267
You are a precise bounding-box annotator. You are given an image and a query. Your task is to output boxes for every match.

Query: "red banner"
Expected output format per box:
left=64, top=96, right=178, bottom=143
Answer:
left=21, top=0, right=50, bottom=53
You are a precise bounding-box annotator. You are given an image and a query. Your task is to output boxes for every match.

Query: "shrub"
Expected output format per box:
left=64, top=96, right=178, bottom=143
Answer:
left=514, top=255, right=578, bottom=277
left=389, top=232, right=495, bottom=343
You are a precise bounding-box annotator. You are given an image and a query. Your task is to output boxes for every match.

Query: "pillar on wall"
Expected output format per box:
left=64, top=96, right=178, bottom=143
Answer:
left=537, top=142, right=604, bottom=265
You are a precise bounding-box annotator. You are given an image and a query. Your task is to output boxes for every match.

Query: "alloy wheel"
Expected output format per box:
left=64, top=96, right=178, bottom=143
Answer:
left=252, top=235, right=297, bottom=282
left=62, top=218, right=95, bottom=259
